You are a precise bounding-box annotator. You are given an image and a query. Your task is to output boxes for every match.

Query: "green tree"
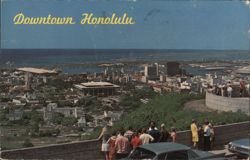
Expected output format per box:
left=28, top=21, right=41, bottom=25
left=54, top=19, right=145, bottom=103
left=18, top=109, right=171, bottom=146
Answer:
left=31, top=122, right=39, bottom=133
left=0, top=84, right=9, bottom=93
left=58, top=100, right=74, bottom=107
left=62, top=117, right=78, bottom=126
left=30, top=110, right=44, bottom=125
left=0, top=108, right=8, bottom=121
left=0, top=96, right=11, bottom=102
left=51, top=112, right=64, bottom=125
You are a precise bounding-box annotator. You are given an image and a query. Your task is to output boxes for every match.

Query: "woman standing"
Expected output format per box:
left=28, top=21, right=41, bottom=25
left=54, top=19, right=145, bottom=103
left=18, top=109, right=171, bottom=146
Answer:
left=98, top=123, right=112, bottom=160
left=190, top=119, right=199, bottom=149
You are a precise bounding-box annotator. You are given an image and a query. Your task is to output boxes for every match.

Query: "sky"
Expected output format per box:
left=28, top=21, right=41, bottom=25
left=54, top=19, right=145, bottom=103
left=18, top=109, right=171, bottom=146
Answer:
left=1, top=0, right=250, bottom=50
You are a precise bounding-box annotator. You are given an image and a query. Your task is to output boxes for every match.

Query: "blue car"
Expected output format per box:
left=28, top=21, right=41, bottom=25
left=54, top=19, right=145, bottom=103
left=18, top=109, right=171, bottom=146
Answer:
left=228, top=138, right=250, bottom=159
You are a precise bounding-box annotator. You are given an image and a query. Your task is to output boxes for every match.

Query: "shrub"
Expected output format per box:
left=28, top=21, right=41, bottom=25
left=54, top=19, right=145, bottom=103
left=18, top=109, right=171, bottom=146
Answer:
left=23, top=139, right=34, bottom=148
left=51, top=112, right=64, bottom=125
left=62, top=117, right=78, bottom=126
left=39, top=128, right=60, bottom=137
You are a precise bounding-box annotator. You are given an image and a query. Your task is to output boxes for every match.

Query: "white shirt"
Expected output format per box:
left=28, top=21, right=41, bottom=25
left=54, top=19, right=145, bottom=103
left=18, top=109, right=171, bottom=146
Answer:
left=227, top=87, right=232, bottom=92
left=139, top=133, right=154, bottom=144
left=204, top=126, right=211, bottom=137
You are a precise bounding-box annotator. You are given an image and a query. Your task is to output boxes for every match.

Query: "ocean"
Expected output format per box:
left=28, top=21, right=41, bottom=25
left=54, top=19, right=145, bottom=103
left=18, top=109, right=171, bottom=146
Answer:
left=0, top=49, right=249, bottom=74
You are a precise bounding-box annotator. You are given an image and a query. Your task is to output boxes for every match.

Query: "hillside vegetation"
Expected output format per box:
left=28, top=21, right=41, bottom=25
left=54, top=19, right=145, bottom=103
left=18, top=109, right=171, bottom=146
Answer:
left=114, top=93, right=249, bottom=131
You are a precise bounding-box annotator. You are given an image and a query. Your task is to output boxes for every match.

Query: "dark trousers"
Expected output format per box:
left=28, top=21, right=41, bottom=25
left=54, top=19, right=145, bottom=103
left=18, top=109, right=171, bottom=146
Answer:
left=116, top=153, right=129, bottom=159
left=203, top=136, right=211, bottom=151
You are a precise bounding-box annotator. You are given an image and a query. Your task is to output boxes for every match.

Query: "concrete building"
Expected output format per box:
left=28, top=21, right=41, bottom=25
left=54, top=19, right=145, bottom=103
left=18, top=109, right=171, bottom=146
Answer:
left=74, top=82, right=120, bottom=96
left=43, top=103, right=83, bottom=122
left=144, top=63, right=159, bottom=80
left=7, top=109, right=23, bottom=121
left=167, top=62, right=180, bottom=76
left=17, top=67, right=59, bottom=89
left=77, top=116, right=87, bottom=127
left=180, top=81, right=191, bottom=93
left=141, top=76, right=148, bottom=83
left=104, top=111, right=123, bottom=123
left=160, top=75, right=166, bottom=82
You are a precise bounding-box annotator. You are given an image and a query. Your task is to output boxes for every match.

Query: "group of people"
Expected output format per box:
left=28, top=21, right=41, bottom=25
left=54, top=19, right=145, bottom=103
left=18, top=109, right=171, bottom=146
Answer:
left=209, top=81, right=249, bottom=98
left=98, top=120, right=215, bottom=160
left=208, top=84, right=233, bottom=97
left=98, top=121, right=177, bottom=160
left=190, top=119, right=215, bottom=151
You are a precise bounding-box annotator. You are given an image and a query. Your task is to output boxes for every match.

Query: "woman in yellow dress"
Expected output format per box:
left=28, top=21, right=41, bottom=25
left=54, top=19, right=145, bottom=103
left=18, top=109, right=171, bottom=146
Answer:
left=190, top=119, right=199, bottom=148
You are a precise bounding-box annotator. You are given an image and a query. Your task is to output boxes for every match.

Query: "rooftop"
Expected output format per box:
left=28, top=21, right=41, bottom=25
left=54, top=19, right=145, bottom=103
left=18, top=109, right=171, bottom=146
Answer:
left=17, top=67, right=58, bottom=74
left=139, top=142, right=190, bottom=154
left=75, top=82, right=119, bottom=89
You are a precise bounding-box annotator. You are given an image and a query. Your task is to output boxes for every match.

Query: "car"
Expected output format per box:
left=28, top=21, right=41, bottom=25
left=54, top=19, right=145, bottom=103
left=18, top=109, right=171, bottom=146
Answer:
left=124, top=142, right=226, bottom=160
left=228, top=138, right=250, bottom=159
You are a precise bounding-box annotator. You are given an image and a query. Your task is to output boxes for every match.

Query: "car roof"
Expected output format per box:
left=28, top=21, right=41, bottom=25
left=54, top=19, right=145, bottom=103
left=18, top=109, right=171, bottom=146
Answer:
left=138, top=142, right=190, bottom=155
left=231, top=138, right=250, bottom=147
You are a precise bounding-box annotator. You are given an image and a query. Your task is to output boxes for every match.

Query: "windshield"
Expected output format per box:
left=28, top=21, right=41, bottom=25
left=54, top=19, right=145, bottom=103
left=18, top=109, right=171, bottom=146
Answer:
left=128, top=147, right=156, bottom=160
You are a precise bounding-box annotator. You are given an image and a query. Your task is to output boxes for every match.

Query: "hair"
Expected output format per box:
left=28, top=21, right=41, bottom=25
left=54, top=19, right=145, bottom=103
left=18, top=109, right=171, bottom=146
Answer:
left=128, top=126, right=133, bottom=131
left=138, top=128, right=142, bottom=134
left=142, top=128, right=147, bottom=133
left=205, top=121, right=209, bottom=125
left=112, top=131, right=117, bottom=136
left=171, top=127, right=176, bottom=132
left=132, top=131, right=139, bottom=137
left=119, top=129, right=125, bottom=136
left=150, top=121, right=156, bottom=128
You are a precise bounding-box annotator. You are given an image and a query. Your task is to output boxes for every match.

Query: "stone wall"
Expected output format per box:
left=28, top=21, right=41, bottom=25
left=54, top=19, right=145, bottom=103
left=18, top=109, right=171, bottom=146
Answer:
left=1, top=121, right=249, bottom=160
left=1, top=139, right=103, bottom=160
left=206, top=92, right=250, bottom=115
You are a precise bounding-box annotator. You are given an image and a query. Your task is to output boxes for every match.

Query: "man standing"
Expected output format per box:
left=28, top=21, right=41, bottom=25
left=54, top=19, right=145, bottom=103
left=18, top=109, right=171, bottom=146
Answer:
left=115, top=130, right=130, bottom=159
left=159, top=123, right=170, bottom=142
left=190, top=119, right=199, bottom=149
left=203, top=121, right=211, bottom=151
left=148, top=121, right=160, bottom=143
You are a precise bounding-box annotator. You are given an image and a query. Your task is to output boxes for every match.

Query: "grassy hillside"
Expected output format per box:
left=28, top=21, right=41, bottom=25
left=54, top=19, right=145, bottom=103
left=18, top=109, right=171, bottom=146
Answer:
left=114, top=93, right=249, bottom=131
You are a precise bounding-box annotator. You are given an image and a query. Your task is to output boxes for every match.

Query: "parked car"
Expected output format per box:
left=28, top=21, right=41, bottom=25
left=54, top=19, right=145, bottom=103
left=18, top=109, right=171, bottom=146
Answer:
left=124, top=142, right=226, bottom=160
left=228, top=138, right=250, bottom=159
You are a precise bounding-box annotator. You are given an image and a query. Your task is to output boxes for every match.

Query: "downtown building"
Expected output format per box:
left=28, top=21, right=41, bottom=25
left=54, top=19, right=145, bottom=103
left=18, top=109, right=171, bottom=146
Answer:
left=74, top=81, right=120, bottom=96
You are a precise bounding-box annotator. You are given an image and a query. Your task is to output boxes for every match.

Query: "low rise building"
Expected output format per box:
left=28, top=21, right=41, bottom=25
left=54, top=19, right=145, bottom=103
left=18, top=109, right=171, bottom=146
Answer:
left=7, top=109, right=23, bottom=121
left=74, top=82, right=120, bottom=96
left=43, top=103, right=83, bottom=122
